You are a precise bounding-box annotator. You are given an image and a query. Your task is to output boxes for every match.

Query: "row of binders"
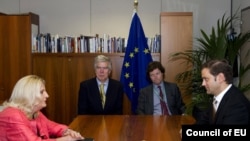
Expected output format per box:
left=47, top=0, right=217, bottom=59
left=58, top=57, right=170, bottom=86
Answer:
left=32, top=33, right=161, bottom=53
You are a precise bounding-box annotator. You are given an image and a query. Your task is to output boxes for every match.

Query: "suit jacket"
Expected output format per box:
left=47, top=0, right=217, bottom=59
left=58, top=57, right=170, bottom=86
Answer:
left=196, top=85, right=250, bottom=125
left=136, top=81, right=186, bottom=115
left=78, top=77, right=124, bottom=115
left=0, top=107, right=67, bottom=141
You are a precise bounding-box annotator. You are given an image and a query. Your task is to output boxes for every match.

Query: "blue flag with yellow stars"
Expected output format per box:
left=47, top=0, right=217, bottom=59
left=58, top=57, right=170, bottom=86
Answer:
left=120, top=12, right=153, bottom=114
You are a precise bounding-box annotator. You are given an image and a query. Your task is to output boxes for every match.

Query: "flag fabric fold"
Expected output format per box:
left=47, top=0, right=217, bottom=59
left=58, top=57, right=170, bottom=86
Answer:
left=120, top=12, right=153, bottom=114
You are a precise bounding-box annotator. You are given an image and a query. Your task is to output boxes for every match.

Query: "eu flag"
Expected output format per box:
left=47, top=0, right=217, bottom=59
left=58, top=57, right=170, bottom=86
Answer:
left=120, top=12, right=153, bottom=114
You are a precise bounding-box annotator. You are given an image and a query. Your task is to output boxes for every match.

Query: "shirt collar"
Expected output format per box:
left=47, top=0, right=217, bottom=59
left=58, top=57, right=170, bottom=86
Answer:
left=214, top=84, right=232, bottom=103
left=153, top=82, right=164, bottom=89
left=96, top=78, right=109, bottom=86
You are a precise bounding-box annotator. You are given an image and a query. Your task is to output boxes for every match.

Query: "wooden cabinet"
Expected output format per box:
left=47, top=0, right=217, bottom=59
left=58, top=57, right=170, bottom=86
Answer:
left=160, top=12, right=193, bottom=83
left=32, top=53, right=160, bottom=124
left=0, top=12, right=6, bottom=104
left=32, top=53, right=104, bottom=124
left=32, top=54, right=87, bottom=124
left=160, top=12, right=193, bottom=104
left=0, top=13, right=39, bottom=103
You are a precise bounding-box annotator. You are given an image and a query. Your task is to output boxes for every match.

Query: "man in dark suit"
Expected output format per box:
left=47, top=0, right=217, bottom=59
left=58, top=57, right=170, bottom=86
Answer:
left=196, top=59, right=250, bottom=124
left=136, top=61, right=186, bottom=115
left=78, top=55, right=124, bottom=115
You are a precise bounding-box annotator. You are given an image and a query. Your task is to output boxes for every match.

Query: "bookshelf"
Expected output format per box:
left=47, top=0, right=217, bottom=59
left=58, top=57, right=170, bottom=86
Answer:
left=0, top=12, right=39, bottom=104
left=33, top=33, right=160, bottom=54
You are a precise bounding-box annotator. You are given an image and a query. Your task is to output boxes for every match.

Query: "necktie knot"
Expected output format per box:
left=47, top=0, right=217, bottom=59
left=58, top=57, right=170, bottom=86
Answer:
left=158, top=86, right=162, bottom=95
left=213, top=98, right=218, bottom=111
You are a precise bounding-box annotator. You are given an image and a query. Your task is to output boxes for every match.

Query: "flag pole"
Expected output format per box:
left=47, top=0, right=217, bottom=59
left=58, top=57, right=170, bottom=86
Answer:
left=134, top=0, right=138, bottom=12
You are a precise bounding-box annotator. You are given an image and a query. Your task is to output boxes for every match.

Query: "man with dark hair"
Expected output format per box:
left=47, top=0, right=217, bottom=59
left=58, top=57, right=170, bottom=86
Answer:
left=196, top=59, right=250, bottom=124
left=136, top=61, right=186, bottom=115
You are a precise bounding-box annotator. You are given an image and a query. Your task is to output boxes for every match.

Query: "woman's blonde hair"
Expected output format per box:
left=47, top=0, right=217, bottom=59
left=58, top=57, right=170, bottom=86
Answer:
left=3, top=75, right=45, bottom=119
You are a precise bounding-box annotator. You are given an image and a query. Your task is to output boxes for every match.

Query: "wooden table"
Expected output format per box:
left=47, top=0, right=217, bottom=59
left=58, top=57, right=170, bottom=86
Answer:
left=69, top=115, right=195, bottom=141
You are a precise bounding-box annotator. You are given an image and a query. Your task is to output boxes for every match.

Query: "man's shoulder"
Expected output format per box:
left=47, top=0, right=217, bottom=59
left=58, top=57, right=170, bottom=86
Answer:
left=80, top=78, right=96, bottom=84
left=109, top=78, right=123, bottom=86
left=227, top=85, right=246, bottom=98
left=164, top=81, right=177, bottom=86
left=141, top=84, right=153, bottom=91
left=225, top=85, right=250, bottom=104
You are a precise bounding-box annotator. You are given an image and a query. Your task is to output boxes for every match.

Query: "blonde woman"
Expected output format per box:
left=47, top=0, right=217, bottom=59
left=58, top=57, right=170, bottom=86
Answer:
left=0, top=75, right=84, bottom=141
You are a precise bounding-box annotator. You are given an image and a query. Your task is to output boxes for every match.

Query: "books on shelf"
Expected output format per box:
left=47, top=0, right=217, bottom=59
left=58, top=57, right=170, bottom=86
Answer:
left=32, top=33, right=161, bottom=53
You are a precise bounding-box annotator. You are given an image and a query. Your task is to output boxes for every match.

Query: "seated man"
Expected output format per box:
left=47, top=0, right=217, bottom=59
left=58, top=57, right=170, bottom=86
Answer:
left=78, top=55, right=124, bottom=115
left=136, top=61, right=186, bottom=115
left=196, top=59, right=250, bottom=124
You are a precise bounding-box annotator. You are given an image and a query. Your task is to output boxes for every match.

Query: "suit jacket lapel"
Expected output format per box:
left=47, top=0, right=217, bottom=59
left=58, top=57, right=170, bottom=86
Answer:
left=214, top=86, right=233, bottom=124
left=92, top=78, right=104, bottom=109
left=148, top=85, right=154, bottom=114
left=163, top=82, right=173, bottom=106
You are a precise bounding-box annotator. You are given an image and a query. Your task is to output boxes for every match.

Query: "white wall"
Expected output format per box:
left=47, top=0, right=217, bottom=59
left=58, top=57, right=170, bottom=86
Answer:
left=0, top=0, right=248, bottom=43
